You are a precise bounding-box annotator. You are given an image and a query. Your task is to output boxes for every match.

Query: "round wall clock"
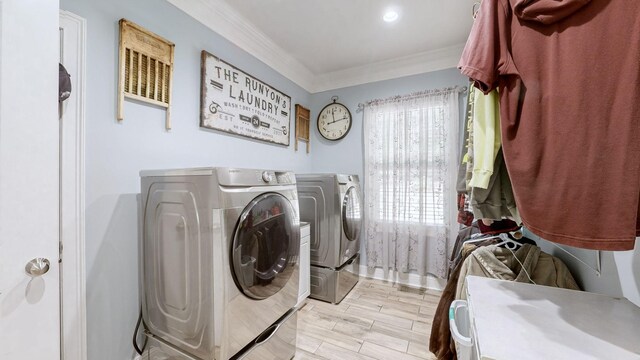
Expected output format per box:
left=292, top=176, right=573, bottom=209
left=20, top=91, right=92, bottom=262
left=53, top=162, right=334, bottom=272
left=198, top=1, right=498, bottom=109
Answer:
left=317, top=97, right=352, bottom=141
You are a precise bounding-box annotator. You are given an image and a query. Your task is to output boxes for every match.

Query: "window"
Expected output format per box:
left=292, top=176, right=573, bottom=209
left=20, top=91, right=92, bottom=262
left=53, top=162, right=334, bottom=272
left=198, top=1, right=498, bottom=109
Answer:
left=369, top=105, right=447, bottom=225
left=362, top=88, right=460, bottom=278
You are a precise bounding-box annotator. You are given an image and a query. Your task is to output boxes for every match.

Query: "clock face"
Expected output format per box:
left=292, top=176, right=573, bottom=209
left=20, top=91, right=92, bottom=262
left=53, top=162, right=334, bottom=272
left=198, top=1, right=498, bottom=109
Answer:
left=317, top=102, right=352, bottom=141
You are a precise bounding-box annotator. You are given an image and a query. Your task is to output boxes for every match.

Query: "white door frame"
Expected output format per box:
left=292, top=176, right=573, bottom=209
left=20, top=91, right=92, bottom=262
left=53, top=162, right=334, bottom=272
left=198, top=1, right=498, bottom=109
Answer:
left=59, top=10, right=87, bottom=360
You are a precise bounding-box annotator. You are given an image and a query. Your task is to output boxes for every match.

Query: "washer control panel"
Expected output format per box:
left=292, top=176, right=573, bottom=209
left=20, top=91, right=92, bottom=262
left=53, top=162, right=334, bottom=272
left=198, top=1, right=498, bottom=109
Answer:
left=261, top=171, right=273, bottom=183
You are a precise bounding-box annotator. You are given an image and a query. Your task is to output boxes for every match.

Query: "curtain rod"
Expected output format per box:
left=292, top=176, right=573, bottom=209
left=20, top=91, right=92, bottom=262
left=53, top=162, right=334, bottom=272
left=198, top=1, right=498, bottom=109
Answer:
left=357, top=86, right=467, bottom=112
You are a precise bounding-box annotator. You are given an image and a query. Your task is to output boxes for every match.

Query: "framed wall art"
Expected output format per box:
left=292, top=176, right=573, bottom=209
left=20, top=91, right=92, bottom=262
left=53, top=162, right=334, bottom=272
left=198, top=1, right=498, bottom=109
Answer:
left=295, top=104, right=310, bottom=153
left=117, top=19, right=174, bottom=130
left=200, top=50, right=291, bottom=146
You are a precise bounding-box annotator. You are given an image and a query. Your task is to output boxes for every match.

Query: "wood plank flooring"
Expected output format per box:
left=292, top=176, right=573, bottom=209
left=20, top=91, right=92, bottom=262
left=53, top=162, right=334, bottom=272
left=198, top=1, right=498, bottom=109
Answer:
left=294, top=278, right=441, bottom=360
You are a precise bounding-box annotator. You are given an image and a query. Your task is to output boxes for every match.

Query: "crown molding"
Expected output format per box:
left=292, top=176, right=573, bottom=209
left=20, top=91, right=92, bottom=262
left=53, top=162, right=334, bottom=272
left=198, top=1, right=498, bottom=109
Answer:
left=167, top=0, right=316, bottom=92
left=168, top=0, right=464, bottom=94
left=311, top=44, right=466, bottom=93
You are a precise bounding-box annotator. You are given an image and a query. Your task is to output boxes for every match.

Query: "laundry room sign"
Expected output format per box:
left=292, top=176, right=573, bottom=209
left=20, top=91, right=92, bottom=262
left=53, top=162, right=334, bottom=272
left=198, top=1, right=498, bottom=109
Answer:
left=200, top=51, right=291, bottom=146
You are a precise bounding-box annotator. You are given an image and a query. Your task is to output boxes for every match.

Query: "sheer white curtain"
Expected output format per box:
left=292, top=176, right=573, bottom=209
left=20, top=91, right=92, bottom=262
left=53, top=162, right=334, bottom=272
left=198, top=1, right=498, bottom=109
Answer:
left=363, top=88, right=460, bottom=279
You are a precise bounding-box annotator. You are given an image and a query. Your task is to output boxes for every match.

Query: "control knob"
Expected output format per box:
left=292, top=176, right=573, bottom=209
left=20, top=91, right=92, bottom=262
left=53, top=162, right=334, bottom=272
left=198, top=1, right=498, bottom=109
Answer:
left=261, top=171, right=273, bottom=183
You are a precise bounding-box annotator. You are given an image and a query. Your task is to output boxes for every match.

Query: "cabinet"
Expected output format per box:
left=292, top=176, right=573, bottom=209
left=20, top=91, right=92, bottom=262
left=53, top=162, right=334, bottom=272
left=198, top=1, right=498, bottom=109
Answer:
left=465, top=276, right=640, bottom=360
left=297, top=223, right=310, bottom=307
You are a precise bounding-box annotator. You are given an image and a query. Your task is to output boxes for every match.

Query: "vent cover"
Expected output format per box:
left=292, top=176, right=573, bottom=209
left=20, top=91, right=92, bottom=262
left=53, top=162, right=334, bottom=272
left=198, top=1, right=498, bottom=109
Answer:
left=117, top=19, right=174, bottom=129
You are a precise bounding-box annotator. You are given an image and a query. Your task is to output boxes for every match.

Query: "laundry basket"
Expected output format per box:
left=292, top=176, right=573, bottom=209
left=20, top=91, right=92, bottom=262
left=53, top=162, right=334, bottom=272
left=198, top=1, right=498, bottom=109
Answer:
left=449, top=300, right=474, bottom=360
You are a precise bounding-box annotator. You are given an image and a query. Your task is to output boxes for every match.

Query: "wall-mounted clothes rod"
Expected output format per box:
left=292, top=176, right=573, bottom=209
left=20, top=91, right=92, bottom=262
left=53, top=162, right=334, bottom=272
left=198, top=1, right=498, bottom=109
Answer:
left=357, top=85, right=467, bottom=112
left=524, top=227, right=602, bottom=277
left=548, top=241, right=602, bottom=277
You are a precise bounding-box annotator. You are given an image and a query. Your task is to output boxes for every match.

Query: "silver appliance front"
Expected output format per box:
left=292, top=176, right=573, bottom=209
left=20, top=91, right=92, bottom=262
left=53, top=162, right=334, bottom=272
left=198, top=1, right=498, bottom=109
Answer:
left=296, top=175, right=337, bottom=268
left=337, top=175, right=361, bottom=266
left=235, top=309, right=298, bottom=360
left=220, top=186, right=300, bottom=359
left=141, top=175, right=216, bottom=359
left=308, top=254, right=360, bottom=304
left=140, top=168, right=299, bottom=360
left=143, top=309, right=298, bottom=360
left=296, top=174, right=362, bottom=269
left=144, top=334, right=201, bottom=360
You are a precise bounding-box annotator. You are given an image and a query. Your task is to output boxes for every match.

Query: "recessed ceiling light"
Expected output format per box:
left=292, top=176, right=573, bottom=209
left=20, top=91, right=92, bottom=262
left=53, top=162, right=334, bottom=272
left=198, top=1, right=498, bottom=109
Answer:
left=383, top=11, right=399, bottom=22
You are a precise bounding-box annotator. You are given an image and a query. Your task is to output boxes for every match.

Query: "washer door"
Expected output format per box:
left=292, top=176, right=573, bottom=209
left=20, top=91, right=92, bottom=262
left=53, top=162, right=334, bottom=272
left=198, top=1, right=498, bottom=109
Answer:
left=342, top=186, right=362, bottom=241
left=231, top=193, right=298, bottom=300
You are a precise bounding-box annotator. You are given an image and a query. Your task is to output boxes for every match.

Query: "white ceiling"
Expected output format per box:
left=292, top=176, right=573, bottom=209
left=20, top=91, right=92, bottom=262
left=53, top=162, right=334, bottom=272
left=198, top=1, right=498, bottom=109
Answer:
left=168, top=0, right=474, bottom=93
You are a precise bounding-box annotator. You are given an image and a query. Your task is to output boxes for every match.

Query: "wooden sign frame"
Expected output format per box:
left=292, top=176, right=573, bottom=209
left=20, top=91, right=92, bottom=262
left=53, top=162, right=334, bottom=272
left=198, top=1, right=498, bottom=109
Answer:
left=200, top=51, right=292, bottom=146
left=117, top=19, right=175, bottom=130
left=295, top=104, right=310, bottom=153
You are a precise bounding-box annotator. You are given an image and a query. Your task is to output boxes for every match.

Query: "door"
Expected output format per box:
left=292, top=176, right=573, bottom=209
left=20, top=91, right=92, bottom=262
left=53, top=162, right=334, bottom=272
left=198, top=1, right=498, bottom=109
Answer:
left=340, top=185, right=362, bottom=264
left=0, top=0, right=61, bottom=359
left=231, top=193, right=299, bottom=300
left=342, top=186, right=362, bottom=242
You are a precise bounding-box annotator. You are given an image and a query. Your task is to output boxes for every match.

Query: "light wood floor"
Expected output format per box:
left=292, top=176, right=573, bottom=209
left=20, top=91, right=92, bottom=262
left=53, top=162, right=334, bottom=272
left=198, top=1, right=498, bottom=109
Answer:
left=294, top=278, right=441, bottom=360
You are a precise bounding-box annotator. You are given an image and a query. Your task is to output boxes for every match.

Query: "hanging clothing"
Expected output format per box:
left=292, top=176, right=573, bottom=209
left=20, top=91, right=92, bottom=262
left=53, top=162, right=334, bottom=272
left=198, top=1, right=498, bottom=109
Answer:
left=432, top=240, right=573, bottom=360
left=59, top=63, right=71, bottom=102
left=456, top=244, right=580, bottom=300
left=456, top=87, right=475, bottom=226
left=471, top=149, right=520, bottom=222
left=463, top=86, right=476, bottom=191
left=448, top=222, right=482, bottom=277
left=468, top=89, right=501, bottom=189
left=456, top=84, right=474, bottom=194
left=459, top=0, right=640, bottom=250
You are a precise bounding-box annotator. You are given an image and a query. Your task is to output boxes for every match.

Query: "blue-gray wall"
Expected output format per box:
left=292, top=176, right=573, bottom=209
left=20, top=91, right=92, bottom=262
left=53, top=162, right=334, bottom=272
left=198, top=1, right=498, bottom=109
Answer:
left=60, top=0, right=311, bottom=359
left=309, top=68, right=468, bottom=180
left=59, top=0, right=640, bottom=359
left=309, top=69, right=469, bottom=267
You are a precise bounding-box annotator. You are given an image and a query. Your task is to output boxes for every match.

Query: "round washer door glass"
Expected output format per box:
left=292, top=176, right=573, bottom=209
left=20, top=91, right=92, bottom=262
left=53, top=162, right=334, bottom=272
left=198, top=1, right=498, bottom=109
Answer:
left=342, top=186, right=362, bottom=241
left=231, top=193, right=298, bottom=300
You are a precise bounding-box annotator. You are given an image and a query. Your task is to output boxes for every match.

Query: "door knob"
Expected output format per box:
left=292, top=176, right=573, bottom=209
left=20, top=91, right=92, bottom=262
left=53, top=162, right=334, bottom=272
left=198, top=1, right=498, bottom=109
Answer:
left=25, top=258, right=50, bottom=276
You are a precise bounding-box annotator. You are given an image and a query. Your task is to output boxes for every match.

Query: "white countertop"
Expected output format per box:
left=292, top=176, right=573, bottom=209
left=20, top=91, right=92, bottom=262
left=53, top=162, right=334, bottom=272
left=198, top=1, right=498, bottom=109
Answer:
left=466, top=276, right=640, bottom=360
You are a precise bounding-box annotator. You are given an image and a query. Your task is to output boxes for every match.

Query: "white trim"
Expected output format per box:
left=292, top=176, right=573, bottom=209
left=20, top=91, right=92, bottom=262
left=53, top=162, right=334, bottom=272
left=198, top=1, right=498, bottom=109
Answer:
left=167, top=0, right=464, bottom=93
left=312, top=44, right=465, bottom=93
left=357, top=265, right=446, bottom=292
left=59, top=10, right=87, bottom=360
left=167, top=0, right=315, bottom=91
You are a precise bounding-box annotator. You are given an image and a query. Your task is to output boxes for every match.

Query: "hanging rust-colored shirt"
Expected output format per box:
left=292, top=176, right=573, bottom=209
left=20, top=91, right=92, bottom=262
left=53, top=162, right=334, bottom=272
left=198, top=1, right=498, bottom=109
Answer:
left=459, top=0, right=640, bottom=250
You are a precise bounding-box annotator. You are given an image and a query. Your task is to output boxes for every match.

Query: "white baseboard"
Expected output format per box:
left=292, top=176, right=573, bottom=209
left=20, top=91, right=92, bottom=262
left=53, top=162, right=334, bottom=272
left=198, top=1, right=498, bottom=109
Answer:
left=357, top=265, right=446, bottom=291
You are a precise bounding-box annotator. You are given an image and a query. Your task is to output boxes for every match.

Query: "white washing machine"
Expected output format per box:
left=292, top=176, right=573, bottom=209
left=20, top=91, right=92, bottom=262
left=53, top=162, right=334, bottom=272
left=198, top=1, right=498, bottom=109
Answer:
left=296, top=174, right=362, bottom=304
left=140, top=167, right=300, bottom=360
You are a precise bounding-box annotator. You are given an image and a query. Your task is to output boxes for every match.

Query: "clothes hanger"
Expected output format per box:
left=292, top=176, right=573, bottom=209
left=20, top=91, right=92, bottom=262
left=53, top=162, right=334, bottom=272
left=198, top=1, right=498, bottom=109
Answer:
left=494, top=232, right=522, bottom=250
left=463, top=231, right=522, bottom=250
left=466, top=226, right=602, bottom=277
left=463, top=228, right=536, bottom=284
left=472, top=1, right=481, bottom=19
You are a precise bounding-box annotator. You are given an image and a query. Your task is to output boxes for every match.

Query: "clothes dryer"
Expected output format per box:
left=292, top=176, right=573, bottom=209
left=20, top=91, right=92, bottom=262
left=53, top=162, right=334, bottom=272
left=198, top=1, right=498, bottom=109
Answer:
left=296, top=174, right=362, bottom=303
left=140, top=168, right=299, bottom=360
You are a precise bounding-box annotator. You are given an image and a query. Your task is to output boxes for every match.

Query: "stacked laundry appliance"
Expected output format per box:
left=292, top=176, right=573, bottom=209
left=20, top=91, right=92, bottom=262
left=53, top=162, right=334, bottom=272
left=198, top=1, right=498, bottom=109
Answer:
left=139, top=167, right=300, bottom=360
left=295, top=174, right=362, bottom=304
